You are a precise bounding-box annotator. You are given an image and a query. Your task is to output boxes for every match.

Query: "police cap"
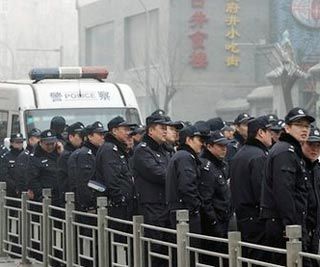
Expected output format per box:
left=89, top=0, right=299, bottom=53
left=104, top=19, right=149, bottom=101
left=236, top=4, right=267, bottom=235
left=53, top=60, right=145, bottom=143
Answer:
left=206, top=130, right=230, bottom=145
left=206, top=117, right=225, bottom=132
left=308, top=127, right=320, bottom=143
left=270, top=119, right=285, bottom=132
left=234, top=112, right=254, bottom=125
left=248, top=115, right=272, bottom=137
left=179, top=124, right=210, bottom=143
left=285, top=107, right=315, bottom=124
left=129, top=125, right=146, bottom=136
left=151, top=109, right=166, bottom=116
left=67, top=122, right=85, bottom=135
left=10, top=133, right=24, bottom=143
left=85, top=121, right=106, bottom=135
left=50, top=116, right=66, bottom=129
left=267, top=114, right=279, bottom=123
left=146, top=113, right=168, bottom=126
left=108, top=116, right=137, bottom=131
left=28, top=128, right=41, bottom=138
left=40, top=129, right=57, bottom=143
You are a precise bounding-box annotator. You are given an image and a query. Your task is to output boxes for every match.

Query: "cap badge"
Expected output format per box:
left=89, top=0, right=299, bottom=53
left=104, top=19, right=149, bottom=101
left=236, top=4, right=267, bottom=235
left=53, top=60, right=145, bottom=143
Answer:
left=17, top=134, right=21, bottom=137
left=298, top=109, right=304, bottom=115
left=315, top=130, right=319, bottom=136
left=47, top=132, right=52, bottom=137
left=244, top=114, right=248, bottom=117
left=220, top=133, right=224, bottom=137
left=98, top=123, right=102, bottom=127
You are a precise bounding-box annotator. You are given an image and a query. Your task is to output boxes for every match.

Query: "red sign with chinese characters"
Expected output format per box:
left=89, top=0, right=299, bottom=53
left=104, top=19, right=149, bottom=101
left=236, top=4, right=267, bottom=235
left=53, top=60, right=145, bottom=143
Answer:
left=189, top=0, right=208, bottom=68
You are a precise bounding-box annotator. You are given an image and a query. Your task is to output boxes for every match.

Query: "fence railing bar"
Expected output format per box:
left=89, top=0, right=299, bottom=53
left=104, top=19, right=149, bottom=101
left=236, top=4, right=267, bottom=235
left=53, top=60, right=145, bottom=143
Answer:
left=105, top=227, right=133, bottom=238
left=48, top=254, right=67, bottom=264
left=111, top=241, right=129, bottom=248
left=186, top=245, right=229, bottom=259
left=187, top=232, right=229, bottom=243
left=106, top=215, right=134, bottom=226
left=237, top=256, right=285, bottom=267
left=72, top=222, right=98, bottom=230
left=140, top=223, right=177, bottom=234
left=4, top=206, right=21, bottom=212
left=140, top=236, right=178, bottom=248
left=148, top=251, right=170, bottom=260
left=48, top=205, right=66, bottom=212
left=239, top=241, right=287, bottom=254
left=72, top=210, right=97, bottom=218
left=299, top=251, right=320, bottom=260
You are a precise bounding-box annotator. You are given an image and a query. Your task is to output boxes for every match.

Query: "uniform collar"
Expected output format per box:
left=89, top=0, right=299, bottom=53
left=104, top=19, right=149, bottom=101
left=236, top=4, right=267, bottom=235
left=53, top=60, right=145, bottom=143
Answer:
left=178, top=144, right=202, bottom=165
left=83, top=141, right=99, bottom=156
left=234, top=131, right=246, bottom=145
left=143, top=134, right=162, bottom=151
left=105, top=133, right=127, bottom=154
left=246, top=138, right=269, bottom=154
left=201, top=148, right=225, bottom=167
left=65, top=141, right=77, bottom=152
left=279, top=132, right=303, bottom=158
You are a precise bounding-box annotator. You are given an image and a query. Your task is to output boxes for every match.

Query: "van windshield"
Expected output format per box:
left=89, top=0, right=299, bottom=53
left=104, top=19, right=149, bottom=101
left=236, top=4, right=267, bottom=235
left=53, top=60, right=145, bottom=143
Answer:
left=24, top=108, right=141, bottom=134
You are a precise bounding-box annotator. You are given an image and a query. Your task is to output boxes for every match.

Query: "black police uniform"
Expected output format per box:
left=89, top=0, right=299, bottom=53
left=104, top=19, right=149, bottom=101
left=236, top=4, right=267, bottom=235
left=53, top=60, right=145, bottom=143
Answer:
left=230, top=138, right=269, bottom=260
left=0, top=135, right=24, bottom=197
left=96, top=133, right=136, bottom=219
left=166, top=144, right=202, bottom=233
left=14, top=144, right=35, bottom=196
left=261, top=133, right=309, bottom=251
left=68, top=141, right=98, bottom=211
left=27, top=142, right=60, bottom=205
left=133, top=134, right=170, bottom=226
left=199, top=147, right=232, bottom=266
left=57, top=142, right=78, bottom=200
left=225, top=131, right=245, bottom=163
left=0, top=144, right=8, bottom=157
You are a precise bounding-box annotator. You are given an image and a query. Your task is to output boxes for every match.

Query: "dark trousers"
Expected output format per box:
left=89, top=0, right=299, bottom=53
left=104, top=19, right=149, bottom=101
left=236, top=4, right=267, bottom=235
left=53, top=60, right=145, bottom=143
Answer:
left=238, top=216, right=268, bottom=264
left=201, top=219, right=229, bottom=266
left=140, top=203, right=169, bottom=267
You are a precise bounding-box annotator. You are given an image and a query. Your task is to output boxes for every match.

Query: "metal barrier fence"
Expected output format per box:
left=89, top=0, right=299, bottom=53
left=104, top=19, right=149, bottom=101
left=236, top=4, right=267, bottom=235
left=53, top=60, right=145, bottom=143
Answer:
left=0, top=181, right=319, bottom=267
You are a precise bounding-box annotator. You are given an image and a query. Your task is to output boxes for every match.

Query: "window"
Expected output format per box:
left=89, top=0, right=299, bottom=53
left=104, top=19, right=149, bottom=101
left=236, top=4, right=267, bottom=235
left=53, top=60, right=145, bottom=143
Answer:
left=0, top=111, right=8, bottom=142
left=86, top=22, right=114, bottom=69
left=124, top=9, right=159, bottom=69
left=11, top=115, right=20, bottom=135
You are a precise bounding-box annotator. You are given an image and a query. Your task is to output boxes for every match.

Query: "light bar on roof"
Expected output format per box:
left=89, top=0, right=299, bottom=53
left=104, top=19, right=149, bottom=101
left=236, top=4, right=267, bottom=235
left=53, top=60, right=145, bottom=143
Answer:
left=29, top=66, right=108, bottom=81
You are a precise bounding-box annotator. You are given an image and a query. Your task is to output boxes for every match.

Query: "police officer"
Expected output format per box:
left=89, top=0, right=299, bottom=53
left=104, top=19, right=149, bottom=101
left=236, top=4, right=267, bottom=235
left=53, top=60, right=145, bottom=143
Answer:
left=0, top=133, right=24, bottom=197
left=27, top=130, right=63, bottom=205
left=50, top=116, right=66, bottom=144
left=166, top=124, right=209, bottom=233
left=96, top=116, right=136, bottom=220
left=130, top=125, right=145, bottom=149
left=301, top=127, right=320, bottom=266
left=199, top=130, right=232, bottom=265
left=230, top=116, right=272, bottom=261
left=57, top=122, right=84, bottom=202
left=261, top=107, right=314, bottom=264
left=68, top=121, right=105, bottom=211
left=14, top=128, right=41, bottom=196
left=226, top=112, right=253, bottom=163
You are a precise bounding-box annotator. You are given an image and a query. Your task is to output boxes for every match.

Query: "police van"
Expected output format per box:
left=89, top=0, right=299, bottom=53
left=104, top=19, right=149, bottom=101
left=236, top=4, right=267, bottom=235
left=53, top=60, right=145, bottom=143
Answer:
left=0, top=66, right=142, bottom=142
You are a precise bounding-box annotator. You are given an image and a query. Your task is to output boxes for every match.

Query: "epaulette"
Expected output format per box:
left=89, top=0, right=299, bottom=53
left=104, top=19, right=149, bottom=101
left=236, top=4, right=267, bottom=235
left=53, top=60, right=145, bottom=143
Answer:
left=190, top=154, right=195, bottom=159
left=30, top=153, right=34, bottom=157
left=9, top=160, right=15, bottom=164
left=87, top=149, right=92, bottom=155
left=141, top=142, right=147, bottom=148
left=113, top=145, right=118, bottom=152
left=25, top=150, right=30, bottom=155
left=120, top=155, right=125, bottom=159
left=156, top=153, right=161, bottom=158
left=41, top=159, right=48, bottom=163
left=288, top=145, right=295, bottom=153
left=203, top=160, right=211, bottom=171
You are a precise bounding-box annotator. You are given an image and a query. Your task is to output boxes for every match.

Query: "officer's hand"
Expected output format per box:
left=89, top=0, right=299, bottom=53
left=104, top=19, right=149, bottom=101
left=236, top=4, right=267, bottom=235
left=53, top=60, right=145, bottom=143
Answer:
left=56, top=142, right=64, bottom=154
left=27, top=190, right=34, bottom=200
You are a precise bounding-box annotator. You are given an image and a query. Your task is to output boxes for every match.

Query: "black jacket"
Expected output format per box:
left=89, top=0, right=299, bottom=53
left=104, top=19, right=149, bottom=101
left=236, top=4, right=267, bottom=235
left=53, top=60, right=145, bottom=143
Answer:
left=199, top=149, right=232, bottom=223
left=166, top=144, right=202, bottom=213
left=67, top=141, right=98, bottom=210
left=0, top=146, right=23, bottom=196
left=13, top=144, right=35, bottom=195
left=96, top=134, right=135, bottom=205
left=57, top=142, right=77, bottom=197
left=230, top=138, right=269, bottom=219
left=132, top=134, right=170, bottom=204
left=261, top=133, right=309, bottom=227
left=226, top=131, right=245, bottom=163
left=27, top=144, right=60, bottom=204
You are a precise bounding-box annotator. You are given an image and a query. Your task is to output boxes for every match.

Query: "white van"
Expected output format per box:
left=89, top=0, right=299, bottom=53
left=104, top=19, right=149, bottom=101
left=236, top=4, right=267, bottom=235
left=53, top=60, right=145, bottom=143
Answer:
left=0, top=66, right=142, bottom=142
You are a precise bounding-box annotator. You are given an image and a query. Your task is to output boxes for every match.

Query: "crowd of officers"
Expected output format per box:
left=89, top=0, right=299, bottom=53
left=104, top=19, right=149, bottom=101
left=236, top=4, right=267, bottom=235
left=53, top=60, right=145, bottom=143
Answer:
left=0, top=107, right=320, bottom=266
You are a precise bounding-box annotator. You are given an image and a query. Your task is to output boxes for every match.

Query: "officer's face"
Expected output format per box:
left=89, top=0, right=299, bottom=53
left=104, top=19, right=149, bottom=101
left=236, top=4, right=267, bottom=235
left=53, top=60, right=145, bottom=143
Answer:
left=302, top=141, right=320, bottom=162
left=113, top=126, right=131, bottom=144
left=11, top=141, right=23, bottom=150
left=69, top=133, right=83, bottom=148
left=285, top=119, right=311, bottom=142
left=223, top=129, right=234, bottom=140
left=270, top=130, right=281, bottom=143
left=148, top=124, right=167, bottom=144
left=40, top=141, right=56, bottom=153
left=186, top=136, right=204, bottom=154
left=236, top=123, right=248, bottom=139
left=88, top=132, right=105, bottom=147
left=259, top=129, right=273, bottom=148
left=207, top=143, right=227, bottom=160
left=29, top=136, right=40, bottom=147
left=166, top=126, right=178, bottom=144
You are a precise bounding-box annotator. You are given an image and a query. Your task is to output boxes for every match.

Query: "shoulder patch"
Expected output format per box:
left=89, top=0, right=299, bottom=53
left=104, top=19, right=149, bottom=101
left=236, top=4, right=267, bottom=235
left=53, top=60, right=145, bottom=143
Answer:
left=190, top=154, right=195, bottom=159
left=203, top=160, right=211, bottom=171
left=41, top=159, right=48, bottom=163
left=113, top=145, right=118, bottom=152
left=141, top=142, right=147, bottom=148
left=87, top=149, right=93, bottom=155
left=288, top=145, right=295, bottom=153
